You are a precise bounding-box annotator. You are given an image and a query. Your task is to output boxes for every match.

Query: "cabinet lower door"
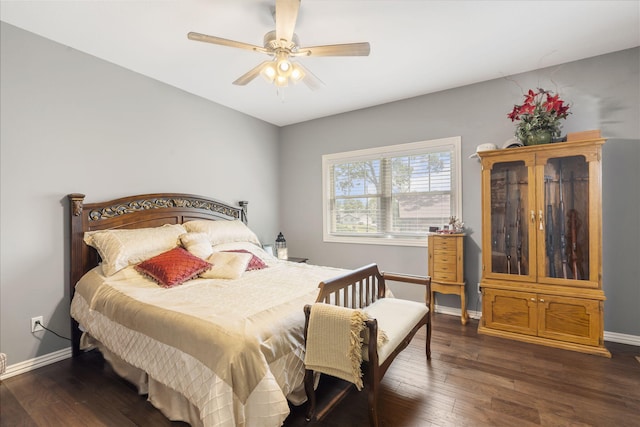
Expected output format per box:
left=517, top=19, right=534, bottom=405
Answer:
left=537, top=295, right=602, bottom=346
left=482, top=289, right=537, bottom=336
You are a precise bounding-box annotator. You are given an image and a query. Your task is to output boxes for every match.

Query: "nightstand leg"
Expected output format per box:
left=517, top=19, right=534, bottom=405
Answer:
left=460, top=286, right=468, bottom=325
left=430, top=290, right=435, bottom=315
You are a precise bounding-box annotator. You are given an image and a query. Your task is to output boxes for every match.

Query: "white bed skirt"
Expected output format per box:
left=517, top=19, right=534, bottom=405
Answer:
left=89, top=337, right=204, bottom=426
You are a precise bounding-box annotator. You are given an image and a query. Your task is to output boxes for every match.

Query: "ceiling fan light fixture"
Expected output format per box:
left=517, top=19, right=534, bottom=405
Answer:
left=290, top=63, right=305, bottom=83
left=277, top=60, right=291, bottom=73
left=261, top=62, right=277, bottom=83
left=275, top=74, right=289, bottom=87
left=276, top=52, right=292, bottom=77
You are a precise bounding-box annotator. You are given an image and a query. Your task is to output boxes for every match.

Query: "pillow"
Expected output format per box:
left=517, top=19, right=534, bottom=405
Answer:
left=135, top=247, right=212, bottom=288
left=84, top=224, right=186, bottom=276
left=223, top=249, right=267, bottom=271
left=180, top=232, right=214, bottom=259
left=200, top=251, right=253, bottom=280
left=183, top=220, right=261, bottom=246
left=212, top=241, right=278, bottom=263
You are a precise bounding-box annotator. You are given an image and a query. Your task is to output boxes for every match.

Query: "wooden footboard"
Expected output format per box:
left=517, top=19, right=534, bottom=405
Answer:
left=314, top=263, right=431, bottom=309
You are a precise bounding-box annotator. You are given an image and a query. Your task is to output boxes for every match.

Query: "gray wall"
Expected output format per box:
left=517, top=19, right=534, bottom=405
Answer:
left=279, top=48, right=640, bottom=337
left=0, top=23, right=281, bottom=365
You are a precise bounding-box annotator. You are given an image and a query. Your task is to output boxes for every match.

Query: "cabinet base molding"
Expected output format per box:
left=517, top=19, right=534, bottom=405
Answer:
left=478, top=323, right=611, bottom=358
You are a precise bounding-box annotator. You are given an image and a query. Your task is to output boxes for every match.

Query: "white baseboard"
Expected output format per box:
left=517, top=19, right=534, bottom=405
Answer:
left=604, top=331, right=640, bottom=346
left=0, top=347, right=72, bottom=380
left=433, top=304, right=640, bottom=347
left=434, top=304, right=481, bottom=320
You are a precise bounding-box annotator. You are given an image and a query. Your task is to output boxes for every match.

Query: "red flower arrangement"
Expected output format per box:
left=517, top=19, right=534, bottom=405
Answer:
left=508, top=88, right=570, bottom=144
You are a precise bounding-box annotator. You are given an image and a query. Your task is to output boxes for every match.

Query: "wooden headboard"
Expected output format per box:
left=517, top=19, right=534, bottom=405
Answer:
left=67, top=193, right=248, bottom=355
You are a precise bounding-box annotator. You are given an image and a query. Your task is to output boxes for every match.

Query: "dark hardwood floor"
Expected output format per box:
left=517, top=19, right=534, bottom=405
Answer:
left=2, top=313, right=639, bottom=427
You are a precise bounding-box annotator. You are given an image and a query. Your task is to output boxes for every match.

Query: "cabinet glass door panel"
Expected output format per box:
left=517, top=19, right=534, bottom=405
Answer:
left=489, top=160, right=529, bottom=276
left=541, top=156, right=589, bottom=281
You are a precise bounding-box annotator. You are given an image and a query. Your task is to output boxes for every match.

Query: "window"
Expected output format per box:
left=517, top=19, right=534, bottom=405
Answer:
left=322, top=136, right=462, bottom=246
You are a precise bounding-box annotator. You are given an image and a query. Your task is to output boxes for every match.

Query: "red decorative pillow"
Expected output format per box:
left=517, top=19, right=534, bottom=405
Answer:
left=222, top=249, right=267, bottom=271
left=135, top=247, right=212, bottom=288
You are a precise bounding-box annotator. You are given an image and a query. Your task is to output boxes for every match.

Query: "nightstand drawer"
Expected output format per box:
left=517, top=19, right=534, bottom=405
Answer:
left=433, top=271, right=458, bottom=282
left=434, top=261, right=456, bottom=272
left=434, top=253, right=457, bottom=265
left=431, top=237, right=458, bottom=250
left=434, top=263, right=458, bottom=281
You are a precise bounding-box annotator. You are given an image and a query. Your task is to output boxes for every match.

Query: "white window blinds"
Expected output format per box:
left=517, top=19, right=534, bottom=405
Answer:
left=323, top=137, right=462, bottom=246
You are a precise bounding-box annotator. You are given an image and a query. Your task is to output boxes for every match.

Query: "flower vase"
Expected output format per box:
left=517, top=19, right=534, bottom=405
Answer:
left=525, top=129, right=553, bottom=146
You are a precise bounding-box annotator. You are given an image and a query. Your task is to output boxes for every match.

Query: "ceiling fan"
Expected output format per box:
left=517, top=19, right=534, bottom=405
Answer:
left=187, top=0, right=370, bottom=90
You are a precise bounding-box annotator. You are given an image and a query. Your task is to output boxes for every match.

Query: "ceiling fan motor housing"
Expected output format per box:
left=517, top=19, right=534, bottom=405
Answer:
left=263, top=30, right=299, bottom=53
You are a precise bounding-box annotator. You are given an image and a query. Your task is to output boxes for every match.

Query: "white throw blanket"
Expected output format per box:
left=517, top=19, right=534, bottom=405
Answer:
left=304, top=303, right=369, bottom=390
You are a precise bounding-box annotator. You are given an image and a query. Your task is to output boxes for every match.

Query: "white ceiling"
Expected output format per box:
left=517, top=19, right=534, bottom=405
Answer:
left=2, top=1, right=639, bottom=126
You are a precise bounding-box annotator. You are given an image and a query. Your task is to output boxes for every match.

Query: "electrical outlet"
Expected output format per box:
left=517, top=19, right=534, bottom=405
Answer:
left=31, top=316, right=44, bottom=333
left=477, top=283, right=482, bottom=294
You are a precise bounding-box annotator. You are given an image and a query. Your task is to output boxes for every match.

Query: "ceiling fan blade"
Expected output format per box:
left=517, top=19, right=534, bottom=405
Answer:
left=188, top=32, right=268, bottom=54
left=295, top=42, right=371, bottom=57
left=232, top=61, right=272, bottom=86
left=275, top=0, right=300, bottom=43
left=295, top=63, right=324, bottom=91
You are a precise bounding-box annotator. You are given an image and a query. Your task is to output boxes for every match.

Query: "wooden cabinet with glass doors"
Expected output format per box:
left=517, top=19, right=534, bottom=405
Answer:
left=476, top=138, right=610, bottom=357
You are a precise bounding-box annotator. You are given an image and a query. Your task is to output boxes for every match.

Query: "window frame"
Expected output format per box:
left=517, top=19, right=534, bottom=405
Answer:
left=322, top=136, right=462, bottom=247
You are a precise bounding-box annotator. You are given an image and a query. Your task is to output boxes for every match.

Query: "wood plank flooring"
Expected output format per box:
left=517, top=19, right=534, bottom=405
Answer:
left=2, top=313, right=639, bottom=427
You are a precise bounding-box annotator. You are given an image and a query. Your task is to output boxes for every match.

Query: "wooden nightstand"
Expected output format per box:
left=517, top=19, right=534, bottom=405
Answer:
left=428, top=233, right=467, bottom=324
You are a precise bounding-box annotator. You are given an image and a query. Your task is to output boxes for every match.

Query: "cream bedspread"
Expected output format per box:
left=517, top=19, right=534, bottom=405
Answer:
left=71, top=260, right=345, bottom=427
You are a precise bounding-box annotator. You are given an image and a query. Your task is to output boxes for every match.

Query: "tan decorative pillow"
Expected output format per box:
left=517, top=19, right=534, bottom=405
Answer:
left=200, top=251, right=253, bottom=280
left=180, top=232, right=213, bottom=259
left=183, top=220, right=261, bottom=246
left=84, top=224, right=186, bottom=276
left=222, top=249, right=267, bottom=271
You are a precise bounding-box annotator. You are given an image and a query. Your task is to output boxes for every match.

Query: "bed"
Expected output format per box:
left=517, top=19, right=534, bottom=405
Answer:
left=67, top=192, right=431, bottom=427
left=68, top=192, right=359, bottom=426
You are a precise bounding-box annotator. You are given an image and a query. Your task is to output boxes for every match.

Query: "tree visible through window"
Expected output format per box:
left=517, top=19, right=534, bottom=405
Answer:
left=323, top=137, right=461, bottom=246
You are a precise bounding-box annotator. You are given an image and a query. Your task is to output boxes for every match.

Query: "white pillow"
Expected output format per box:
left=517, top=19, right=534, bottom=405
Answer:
left=179, top=232, right=214, bottom=259
left=200, top=251, right=253, bottom=280
left=183, top=220, right=261, bottom=246
left=84, top=224, right=186, bottom=276
left=212, top=242, right=278, bottom=263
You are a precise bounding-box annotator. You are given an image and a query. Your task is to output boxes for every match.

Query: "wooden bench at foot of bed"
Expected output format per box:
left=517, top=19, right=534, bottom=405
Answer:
left=303, top=263, right=431, bottom=427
